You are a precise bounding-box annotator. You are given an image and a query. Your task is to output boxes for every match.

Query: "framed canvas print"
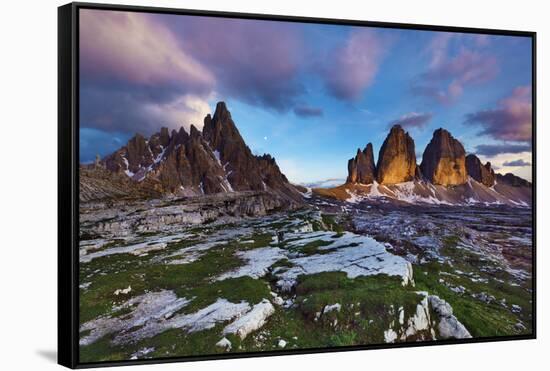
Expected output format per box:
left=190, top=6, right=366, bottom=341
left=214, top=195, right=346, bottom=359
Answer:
left=58, top=2, right=536, bottom=368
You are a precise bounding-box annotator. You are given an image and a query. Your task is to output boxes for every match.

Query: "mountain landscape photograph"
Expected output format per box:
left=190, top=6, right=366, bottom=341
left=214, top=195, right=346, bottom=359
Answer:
left=77, top=8, right=533, bottom=363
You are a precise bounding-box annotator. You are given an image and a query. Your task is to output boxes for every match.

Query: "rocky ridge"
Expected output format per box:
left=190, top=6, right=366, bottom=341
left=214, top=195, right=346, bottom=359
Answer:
left=497, top=172, right=532, bottom=188
left=82, top=102, right=303, bottom=208
left=345, top=126, right=531, bottom=189
left=339, top=125, right=531, bottom=206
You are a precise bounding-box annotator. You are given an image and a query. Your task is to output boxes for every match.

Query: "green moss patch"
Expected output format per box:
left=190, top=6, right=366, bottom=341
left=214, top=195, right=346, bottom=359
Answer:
left=413, top=263, right=531, bottom=337
left=180, top=277, right=270, bottom=314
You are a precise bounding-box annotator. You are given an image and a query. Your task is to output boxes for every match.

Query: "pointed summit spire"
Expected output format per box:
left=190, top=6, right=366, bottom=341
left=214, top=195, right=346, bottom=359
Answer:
left=213, top=101, right=231, bottom=122
left=376, top=126, right=416, bottom=184
left=347, top=142, right=376, bottom=184
left=159, top=127, right=170, bottom=147
left=420, top=128, right=467, bottom=186
left=189, top=124, right=201, bottom=138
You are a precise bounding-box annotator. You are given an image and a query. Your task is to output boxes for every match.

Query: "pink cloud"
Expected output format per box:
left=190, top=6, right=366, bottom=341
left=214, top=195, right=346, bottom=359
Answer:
left=166, top=15, right=306, bottom=111
left=80, top=9, right=214, bottom=90
left=465, top=85, right=532, bottom=142
left=475, top=143, right=531, bottom=156
left=79, top=10, right=309, bottom=135
left=474, top=34, right=491, bottom=47
left=321, top=29, right=386, bottom=100
left=414, top=33, right=498, bottom=104
left=428, top=48, right=497, bottom=83
left=427, top=32, right=454, bottom=69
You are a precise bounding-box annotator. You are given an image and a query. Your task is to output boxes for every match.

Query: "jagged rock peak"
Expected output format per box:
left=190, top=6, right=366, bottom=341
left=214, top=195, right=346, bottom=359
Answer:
left=176, top=126, right=190, bottom=143
left=170, top=128, right=178, bottom=139
left=376, top=125, right=416, bottom=184
left=159, top=127, right=170, bottom=147
left=125, top=134, right=153, bottom=172
left=128, top=133, right=147, bottom=147
left=203, top=102, right=243, bottom=149
left=257, top=154, right=290, bottom=184
left=256, top=153, right=276, bottom=164
left=466, top=154, right=495, bottom=187
left=189, top=124, right=201, bottom=138
left=98, top=101, right=303, bottom=208
left=347, top=143, right=376, bottom=184
left=213, top=101, right=231, bottom=121
left=420, top=128, right=467, bottom=186
left=201, top=102, right=265, bottom=192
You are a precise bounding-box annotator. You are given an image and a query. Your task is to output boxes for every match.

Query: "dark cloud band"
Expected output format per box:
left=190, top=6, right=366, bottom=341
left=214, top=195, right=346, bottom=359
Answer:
left=502, top=159, right=531, bottom=167
left=293, top=105, right=324, bottom=118
left=474, top=143, right=531, bottom=157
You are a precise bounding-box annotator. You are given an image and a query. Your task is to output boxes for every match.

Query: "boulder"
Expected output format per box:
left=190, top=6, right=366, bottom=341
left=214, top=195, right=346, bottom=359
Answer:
left=428, top=295, right=472, bottom=339
left=215, top=337, right=232, bottom=351
left=222, top=299, right=275, bottom=340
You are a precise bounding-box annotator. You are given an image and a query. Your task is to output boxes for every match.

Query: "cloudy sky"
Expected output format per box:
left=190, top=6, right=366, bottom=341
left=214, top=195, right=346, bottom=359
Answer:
left=79, top=9, right=533, bottom=183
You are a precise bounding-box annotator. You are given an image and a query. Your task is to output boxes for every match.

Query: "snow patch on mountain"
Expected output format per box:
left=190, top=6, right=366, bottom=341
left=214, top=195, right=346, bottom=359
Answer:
left=341, top=178, right=530, bottom=207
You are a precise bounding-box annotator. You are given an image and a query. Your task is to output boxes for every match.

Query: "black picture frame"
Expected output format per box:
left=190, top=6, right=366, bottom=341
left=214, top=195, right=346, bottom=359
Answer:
left=58, top=2, right=537, bottom=368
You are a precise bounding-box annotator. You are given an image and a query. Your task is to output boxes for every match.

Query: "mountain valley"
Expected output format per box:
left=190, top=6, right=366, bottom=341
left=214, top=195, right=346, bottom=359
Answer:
left=78, top=102, right=533, bottom=361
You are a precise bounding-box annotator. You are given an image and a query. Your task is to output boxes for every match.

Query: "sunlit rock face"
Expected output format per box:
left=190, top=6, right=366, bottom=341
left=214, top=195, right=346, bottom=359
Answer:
left=376, top=125, right=417, bottom=184
left=466, top=154, right=496, bottom=187
left=347, top=143, right=376, bottom=184
left=420, top=128, right=467, bottom=186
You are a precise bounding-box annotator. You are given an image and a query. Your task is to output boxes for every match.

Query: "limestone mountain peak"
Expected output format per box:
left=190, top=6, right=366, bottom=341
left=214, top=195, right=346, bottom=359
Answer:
left=420, top=128, right=467, bottom=186
left=376, top=125, right=416, bottom=184
left=347, top=143, right=376, bottom=184
left=465, top=154, right=496, bottom=187
left=98, top=101, right=303, bottom=207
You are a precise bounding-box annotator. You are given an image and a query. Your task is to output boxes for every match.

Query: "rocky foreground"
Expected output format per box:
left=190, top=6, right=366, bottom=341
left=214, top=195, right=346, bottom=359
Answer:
left=78, top=101, right=532, bottom=362
left=78, top=192, right=532, bottom=362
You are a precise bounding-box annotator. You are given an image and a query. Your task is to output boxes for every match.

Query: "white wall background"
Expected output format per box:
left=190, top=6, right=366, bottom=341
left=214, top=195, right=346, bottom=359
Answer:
left=0, top=0, right=546, bottom=369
